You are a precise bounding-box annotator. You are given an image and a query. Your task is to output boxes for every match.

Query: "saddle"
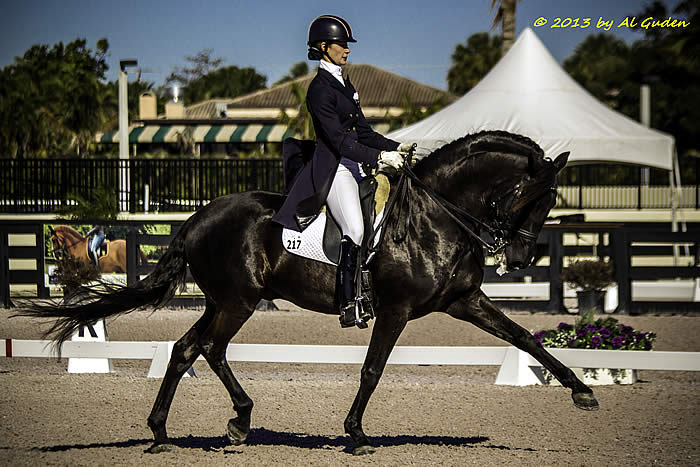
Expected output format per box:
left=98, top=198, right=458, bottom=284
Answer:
left=86, top=236, right=109, bottom=263
left=281, top=173, right=391, bottom=267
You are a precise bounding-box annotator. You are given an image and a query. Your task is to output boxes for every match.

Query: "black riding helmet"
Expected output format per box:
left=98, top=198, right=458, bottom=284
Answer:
left=307, top=15, right=356, bottom=61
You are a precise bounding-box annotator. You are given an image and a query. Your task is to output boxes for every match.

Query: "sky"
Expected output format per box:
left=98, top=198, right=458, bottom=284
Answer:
left=0, top=0, right=682, bottom=91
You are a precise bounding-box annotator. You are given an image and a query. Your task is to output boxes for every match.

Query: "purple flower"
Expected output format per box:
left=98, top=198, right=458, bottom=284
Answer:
left=577, top=330, right=587, bottom=338
left=585, top=324, right=598, bottom=332
left=590, top=336, right=603, bottom=348
left=611, top=336, right=626, bottom=348
left=620, top=325, right=634, bottom=334
left=599, top=328, right=611, bottom=338
left=634, top=332, right=647, bottom=342
left=557, top=322, right=571, bottom=331
left=568, top=338, right=577, bottom=348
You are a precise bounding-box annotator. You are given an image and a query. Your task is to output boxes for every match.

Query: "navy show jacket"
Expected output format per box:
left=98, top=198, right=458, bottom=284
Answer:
left=272, top=68, right=399, bottom=231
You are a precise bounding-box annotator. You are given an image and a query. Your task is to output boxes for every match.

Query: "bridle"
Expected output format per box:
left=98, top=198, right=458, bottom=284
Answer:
left=369, top=148, right=557, bottom=256
left=487, top=178, right=558, bottom=245
left=50, top=232, right=81, bottom=259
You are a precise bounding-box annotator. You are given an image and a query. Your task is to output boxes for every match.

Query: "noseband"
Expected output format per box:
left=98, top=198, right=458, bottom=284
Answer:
left=488, top=180, right=558, bottom=246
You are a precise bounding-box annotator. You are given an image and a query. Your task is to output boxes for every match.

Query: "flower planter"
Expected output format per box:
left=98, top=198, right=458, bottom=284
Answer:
left=540, top=367, right=638, bottom=386
left=576, top=290, right=605, bottom=314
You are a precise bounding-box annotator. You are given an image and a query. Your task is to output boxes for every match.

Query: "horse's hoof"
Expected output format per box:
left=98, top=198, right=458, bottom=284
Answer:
left=227, top=418, right=249, bottom=445
left=145, top=443, right=176, bottom=454
left=572, top=392, right=600, bottom=411
left=352, top=444, right=376, bottom=456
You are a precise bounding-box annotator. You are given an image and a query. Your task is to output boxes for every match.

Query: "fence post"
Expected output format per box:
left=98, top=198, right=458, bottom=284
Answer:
left=547, top=229, right=566, bottom=313
left=578, top=166, right=583, bottom=209
left=126, top=227, right=138, bottom=286
left=637, top=167, right=642, bottom=210
left=0, top=227, right=10, bottom=308
left=612, top=227, right=631, bottom=314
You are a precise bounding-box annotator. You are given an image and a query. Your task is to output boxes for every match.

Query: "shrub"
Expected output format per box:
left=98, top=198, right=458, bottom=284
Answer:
left=52, top=255, right=100, bottom=294
left=561, top=259, right=615, bottom=291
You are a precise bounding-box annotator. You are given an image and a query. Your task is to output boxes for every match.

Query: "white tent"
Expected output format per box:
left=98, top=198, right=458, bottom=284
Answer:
left=388, top=28, right=676, bottom=171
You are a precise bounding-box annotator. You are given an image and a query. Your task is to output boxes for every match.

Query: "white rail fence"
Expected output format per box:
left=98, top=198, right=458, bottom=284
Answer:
left=2, top=337, right=698, bottom=386
left=557, top=185, right=699, bottom=209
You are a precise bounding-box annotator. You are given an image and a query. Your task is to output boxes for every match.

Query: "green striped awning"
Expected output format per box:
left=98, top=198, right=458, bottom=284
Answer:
left=96, top=124, right=297, bottom=144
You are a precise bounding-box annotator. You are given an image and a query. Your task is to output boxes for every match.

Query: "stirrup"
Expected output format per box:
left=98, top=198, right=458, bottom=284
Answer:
left=339, top=302, right=357, bottom=328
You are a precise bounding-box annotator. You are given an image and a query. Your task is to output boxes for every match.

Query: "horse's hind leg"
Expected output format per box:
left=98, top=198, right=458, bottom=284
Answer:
left=147, top=304, right=216, bottom=453
left=197, top=300, right=256, bottom=445
left=446, top=291, right=598, bottom=410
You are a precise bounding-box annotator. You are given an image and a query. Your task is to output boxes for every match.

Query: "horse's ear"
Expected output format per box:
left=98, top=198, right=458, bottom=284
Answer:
left=48, top=225, right=55, bottom=235
left=552, top=151, right=570, bottom=172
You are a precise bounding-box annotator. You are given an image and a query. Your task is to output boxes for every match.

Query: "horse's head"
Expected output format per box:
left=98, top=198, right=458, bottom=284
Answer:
left=491, top=151, right=569, bottom=271
left=49, top=225, right=66, bottom=260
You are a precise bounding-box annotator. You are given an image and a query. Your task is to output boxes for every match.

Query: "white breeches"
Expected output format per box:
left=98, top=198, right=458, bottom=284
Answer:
left=326, top=163, right=364, bottom=245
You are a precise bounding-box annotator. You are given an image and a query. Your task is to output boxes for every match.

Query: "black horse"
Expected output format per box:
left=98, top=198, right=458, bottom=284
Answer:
left=20, top=131, right=598, bottom=456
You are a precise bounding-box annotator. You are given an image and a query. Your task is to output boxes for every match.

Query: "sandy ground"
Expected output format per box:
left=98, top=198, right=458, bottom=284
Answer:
left=1, top=305, right=699, bottom=466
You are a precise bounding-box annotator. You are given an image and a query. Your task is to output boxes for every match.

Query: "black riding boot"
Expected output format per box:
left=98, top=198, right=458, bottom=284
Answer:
left=336, top=236, right=360, bottom=328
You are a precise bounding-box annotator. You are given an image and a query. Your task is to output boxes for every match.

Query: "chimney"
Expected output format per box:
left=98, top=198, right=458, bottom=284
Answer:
left=165, top=85, right=185, bottom=119
left=139, top=92, right=157, bottom=119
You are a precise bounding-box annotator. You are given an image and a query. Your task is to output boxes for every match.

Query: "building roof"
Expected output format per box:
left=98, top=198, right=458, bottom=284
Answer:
left=225, top=64, right=455, bottom=109
left=184, top=98, right=236, bottom=119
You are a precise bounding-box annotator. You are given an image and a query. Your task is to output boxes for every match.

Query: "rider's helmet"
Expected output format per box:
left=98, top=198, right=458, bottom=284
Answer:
left=307, top=15, right=356, bottom=60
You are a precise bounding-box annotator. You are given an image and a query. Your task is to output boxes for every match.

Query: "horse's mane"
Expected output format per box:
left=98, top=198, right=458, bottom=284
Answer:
left=53, top=225, right=83, bottom=239
left=416, top=130, right=545, bottom=174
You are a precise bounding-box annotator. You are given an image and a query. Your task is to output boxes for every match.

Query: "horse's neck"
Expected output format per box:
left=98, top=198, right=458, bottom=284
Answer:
left=416, top=155, right=518, bottom=220
left=61, top=229, right=85, bottom=244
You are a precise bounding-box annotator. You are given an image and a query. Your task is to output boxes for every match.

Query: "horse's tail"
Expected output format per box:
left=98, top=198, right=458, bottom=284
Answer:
left=15, top=219, right=194, bottom=349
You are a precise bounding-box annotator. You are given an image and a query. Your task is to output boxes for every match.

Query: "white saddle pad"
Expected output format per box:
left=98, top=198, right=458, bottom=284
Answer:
left=282, top=209, right=385, bottom=265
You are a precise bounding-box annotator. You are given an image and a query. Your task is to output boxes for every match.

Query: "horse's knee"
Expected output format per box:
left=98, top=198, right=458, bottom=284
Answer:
left=360, top=365, right=383, bottom=386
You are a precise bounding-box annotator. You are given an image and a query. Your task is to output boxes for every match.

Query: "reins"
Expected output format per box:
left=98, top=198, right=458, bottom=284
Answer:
left=367, top=150, right=554, bottom=257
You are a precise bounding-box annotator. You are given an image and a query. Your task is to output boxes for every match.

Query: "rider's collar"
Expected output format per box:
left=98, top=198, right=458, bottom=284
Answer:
left=320, top=60, right=345, bottom=86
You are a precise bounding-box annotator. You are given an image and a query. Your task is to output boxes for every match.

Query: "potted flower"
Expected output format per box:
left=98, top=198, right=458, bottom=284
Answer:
left=533, top=311, right=656, bottom=385
left=51, top=254, right=100, bottom=303
left=561, top=259, right=615, bottom=313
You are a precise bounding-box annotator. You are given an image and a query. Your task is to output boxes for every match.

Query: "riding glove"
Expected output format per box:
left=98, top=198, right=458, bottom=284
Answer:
left=378, top=151, right=404, bottom=170
left=397, top=142, right=416, bottom=155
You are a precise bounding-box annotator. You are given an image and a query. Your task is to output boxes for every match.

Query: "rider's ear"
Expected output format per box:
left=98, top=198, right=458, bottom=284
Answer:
left=552, top=152, right=570, bottom=172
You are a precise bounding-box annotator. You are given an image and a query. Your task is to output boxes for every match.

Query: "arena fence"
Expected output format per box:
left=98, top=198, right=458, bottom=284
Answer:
left=1, top=158, right=698, bottom=213
left=1, top=219, right=699, bottom=313
left=1, top=338, right=699, bottom=385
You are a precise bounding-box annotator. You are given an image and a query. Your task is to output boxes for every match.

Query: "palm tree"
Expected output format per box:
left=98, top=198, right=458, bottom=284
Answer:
left=279, top=82, right=315, bottom=140
left=490, top=0, right=520, bottom=54
left=388, top=92, right=451, bottom=132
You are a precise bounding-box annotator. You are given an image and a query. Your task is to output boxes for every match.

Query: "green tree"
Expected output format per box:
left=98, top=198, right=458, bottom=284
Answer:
left=274, top=61, right=310, bottom=85
left=563, top=33, right=632, bottom=111
left=0, top=38, right=109, bottom=158
left=279, top=82, right=314, bottom=140
left=165, top=48, right=224, bottom=87
left=388, top=92, right=451, bottom=131
left=99, top=79, right=155, bottom=131
left=183, top=66, right=267, bottom=104
left=629, top=0, right=700, bottom=182
left=447, top=32, right=502, bottom=95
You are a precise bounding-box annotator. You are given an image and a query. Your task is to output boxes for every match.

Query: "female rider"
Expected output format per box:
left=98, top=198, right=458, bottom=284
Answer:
left=273, top=15, right=412, bottom=328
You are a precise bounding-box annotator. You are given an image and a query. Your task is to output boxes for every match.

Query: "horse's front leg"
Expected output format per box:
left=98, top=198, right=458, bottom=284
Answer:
left=446, top=291, right=599, bottom=410
left=345, top=311, right=408, bottom=455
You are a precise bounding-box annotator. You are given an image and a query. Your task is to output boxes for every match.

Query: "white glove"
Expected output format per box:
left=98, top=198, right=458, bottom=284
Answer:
left=378, top=151, right=404, bottom=170
left=397, top=142, right=415, bottom=155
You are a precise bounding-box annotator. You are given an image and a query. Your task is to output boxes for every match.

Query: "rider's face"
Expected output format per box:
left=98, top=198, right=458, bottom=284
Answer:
left=322, top=41, right=349, bottom=65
